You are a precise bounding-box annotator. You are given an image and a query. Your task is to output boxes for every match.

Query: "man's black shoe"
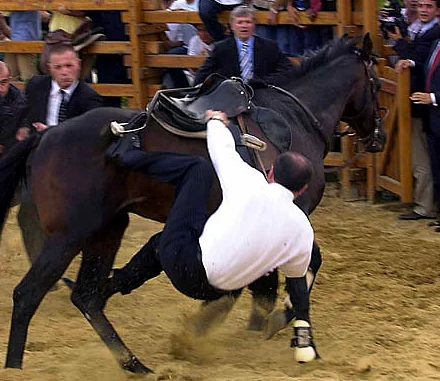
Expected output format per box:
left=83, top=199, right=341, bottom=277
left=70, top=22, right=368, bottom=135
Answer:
left=397, top=211, right=436, bottom=220
left=106, top=132, right=141, bottom=161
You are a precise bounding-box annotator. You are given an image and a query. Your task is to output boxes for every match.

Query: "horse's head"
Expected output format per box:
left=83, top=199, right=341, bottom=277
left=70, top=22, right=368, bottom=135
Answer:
left=340, top=34, right=386, bottom=153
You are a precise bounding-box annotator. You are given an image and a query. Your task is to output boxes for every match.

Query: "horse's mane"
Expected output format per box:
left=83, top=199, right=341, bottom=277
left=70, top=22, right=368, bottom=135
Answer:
left=285, top=36, right=360, bottom=81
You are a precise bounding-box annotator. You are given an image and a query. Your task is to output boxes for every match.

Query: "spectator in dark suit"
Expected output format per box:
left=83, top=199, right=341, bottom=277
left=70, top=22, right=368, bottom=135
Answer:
left=194, top=5, right=294, bottom=86
left=411, top=35, right=440, bottom=230
left=17, top=44, right=103, bottom=139
left=0, top=61, right=27, bottom=157
left=389, top=0, right=440, bottom=221
left=17, top=44, right=103, bottom=267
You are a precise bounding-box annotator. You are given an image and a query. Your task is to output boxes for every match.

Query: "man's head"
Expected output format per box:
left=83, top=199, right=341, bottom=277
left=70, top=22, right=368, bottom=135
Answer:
left=269, top=152, right=313, bottom=195
left=417, top=0, right=439, bottom=23
left=230, top=5, right=255, bottom=42
left=404, top=0, right=419, bottom=10
left=0, top=61, right=11, bottom=97
left=196, top=24, right=213, bottom=45
left=48, top=44, right=81, bottom=89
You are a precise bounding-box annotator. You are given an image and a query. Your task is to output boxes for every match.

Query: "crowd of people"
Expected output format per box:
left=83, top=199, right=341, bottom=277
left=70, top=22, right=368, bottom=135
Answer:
left=161, top=0, right=335, bottom=88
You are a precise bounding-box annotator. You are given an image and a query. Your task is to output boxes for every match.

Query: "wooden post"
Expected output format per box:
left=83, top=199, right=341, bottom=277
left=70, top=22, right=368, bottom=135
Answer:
left=397, top=68, right=413, bottom=203
left=362, top=0, right=379, bottom=49
left=127, top=0, right=146, bottom=108
left=336, top=0, right=352, bottom=36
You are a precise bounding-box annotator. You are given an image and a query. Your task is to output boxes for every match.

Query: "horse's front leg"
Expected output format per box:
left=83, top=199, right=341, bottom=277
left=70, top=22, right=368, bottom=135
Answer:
left=70, top=213, right=152, bottom=374
left=5, top=235, right=79, bottom=369
left=264, top=241, right=322, bottom=340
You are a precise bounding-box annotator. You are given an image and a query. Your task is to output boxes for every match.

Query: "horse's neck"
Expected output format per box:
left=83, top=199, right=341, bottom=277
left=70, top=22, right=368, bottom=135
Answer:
left=291, top=61, right=358, bottom=138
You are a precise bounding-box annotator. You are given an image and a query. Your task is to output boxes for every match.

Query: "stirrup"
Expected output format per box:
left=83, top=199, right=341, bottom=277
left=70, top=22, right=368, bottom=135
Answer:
left=241, top=133, right=267, bottom=151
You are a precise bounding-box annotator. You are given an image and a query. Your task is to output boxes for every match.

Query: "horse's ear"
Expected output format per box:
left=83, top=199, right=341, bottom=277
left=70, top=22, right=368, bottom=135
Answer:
left=363, top=33, right=373, bottom=56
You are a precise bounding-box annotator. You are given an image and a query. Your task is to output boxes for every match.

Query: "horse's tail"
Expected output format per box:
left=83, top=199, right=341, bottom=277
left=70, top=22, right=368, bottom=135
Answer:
left=0, top=134, right=41, bottom=233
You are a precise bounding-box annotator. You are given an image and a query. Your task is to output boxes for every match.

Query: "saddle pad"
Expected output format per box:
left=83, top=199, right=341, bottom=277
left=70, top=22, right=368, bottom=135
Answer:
left=249, top=106, right=291, bottom=153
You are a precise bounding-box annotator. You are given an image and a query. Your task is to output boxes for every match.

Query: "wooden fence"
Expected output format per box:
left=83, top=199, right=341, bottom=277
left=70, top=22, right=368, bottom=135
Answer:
left=0, top=0, right=412, bottom=202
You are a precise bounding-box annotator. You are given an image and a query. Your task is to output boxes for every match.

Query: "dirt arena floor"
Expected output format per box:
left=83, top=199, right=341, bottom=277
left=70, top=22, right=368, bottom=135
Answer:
left=1, top=188, right=440, bottom=381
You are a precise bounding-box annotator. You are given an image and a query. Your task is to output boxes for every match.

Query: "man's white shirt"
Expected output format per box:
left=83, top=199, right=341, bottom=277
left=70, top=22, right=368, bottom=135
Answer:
left=46, top=80, right=78, bottom=126
left=200, top=119, right=314, bottom=291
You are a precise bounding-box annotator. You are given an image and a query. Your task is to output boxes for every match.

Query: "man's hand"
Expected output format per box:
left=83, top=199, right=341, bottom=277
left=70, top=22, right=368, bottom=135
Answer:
left=16, top=127, right=30, bottom=141
left=306, top=9, right=318, bottom=22
left=410, top=92, right=432, bottom=105
left=33, top=122, right=48, bottom=131
left=205, top=110, right=229, bottom=125
left=387, top=27, right=403, bottom=41
left=396, top=59, right=413, bottom=72
left=286, top=4, right=301, bottom=26
left=267, top=10, right=278, bottom=26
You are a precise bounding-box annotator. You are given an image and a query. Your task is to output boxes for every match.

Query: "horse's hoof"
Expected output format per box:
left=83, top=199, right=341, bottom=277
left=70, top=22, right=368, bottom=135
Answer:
left=121, top=356, right=154, bottom=374
left=247, top=310, right=265, bottom=331
left=263, top=309, right=290, bottom=340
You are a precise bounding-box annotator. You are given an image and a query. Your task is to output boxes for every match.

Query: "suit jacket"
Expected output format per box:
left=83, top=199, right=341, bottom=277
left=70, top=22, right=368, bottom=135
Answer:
left=394, top=23, right=440, bottom=93
left=426, top=39, right=440, bottom=135
left=25, top=75, right=103, bottom=128
left=0, top=84, right=27, bottom=153
left=194, top=36, right=294, bottom=86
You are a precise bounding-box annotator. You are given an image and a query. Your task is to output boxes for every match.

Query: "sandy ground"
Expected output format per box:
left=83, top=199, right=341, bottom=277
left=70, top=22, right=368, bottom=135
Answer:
left=1, top=189, right=440, bottom=381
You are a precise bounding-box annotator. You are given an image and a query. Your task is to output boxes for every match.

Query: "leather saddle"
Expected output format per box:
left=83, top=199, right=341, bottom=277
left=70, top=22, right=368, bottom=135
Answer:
left=155, top=74, right=252, bottom=132
left=150, top=76, right=293, bottom=171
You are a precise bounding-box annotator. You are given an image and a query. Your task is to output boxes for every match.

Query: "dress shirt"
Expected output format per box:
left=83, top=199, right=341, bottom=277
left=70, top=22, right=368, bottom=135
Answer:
left=200, top=119, right=314, bottom=291
left=46, top=80, right=79, bottom=126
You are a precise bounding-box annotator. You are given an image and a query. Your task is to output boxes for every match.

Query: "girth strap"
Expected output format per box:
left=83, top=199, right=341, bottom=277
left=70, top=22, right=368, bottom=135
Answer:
left=237, top=114, right=280, bottom=181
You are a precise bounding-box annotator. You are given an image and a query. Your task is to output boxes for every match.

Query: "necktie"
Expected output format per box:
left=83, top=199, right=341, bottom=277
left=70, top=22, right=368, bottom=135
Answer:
left=426, top=45, right=440, bottom=92
left=240, top=42, right=253, bottom=80
left=58, top=89, right=68, bottom=124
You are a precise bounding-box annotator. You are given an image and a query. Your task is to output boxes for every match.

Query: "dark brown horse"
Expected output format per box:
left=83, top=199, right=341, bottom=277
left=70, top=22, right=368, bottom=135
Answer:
left=1, top=35, right=385, bottom=373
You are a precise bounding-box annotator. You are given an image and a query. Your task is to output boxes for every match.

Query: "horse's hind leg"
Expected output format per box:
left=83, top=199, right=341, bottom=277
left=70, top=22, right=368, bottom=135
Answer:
left=70, top=213, right=152, bottom=374
left=5, top=235, right=80, bottom=369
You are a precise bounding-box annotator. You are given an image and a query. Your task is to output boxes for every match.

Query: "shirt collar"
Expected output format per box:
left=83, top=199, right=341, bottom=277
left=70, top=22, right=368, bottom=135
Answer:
left=235, top=35, right=255, bottom=50
left=269, top=182, right=295, bottom=202
left=50, top=79, right=79, bottom=100
left=409, top=18, right=439, bottom=39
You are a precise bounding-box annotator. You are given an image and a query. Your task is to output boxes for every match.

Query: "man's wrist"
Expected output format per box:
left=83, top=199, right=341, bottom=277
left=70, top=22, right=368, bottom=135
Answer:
left=208, top=116, right=226, bottom=124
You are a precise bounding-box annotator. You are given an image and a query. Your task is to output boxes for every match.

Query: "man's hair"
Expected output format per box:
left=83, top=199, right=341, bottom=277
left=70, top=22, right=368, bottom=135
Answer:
left=0, top=60, right=10, bottom=76
left=48, top=44, right=78, bottom=61
left=273, top=152, right=313, bottom=192
left=230, top=5, right=255, bottom=24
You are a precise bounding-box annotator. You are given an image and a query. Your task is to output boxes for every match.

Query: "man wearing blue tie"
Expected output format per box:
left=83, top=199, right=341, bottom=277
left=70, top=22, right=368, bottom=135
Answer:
left=194, top=5, right=294, bottom=85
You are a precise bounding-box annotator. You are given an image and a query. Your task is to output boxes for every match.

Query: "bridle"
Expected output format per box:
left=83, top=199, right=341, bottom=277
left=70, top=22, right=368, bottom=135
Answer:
left=339, top=50, right=387, bottom=152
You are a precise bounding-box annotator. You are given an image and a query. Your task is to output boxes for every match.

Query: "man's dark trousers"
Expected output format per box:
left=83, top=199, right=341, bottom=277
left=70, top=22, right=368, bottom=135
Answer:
left=114, top=151, right=227, bottom=300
